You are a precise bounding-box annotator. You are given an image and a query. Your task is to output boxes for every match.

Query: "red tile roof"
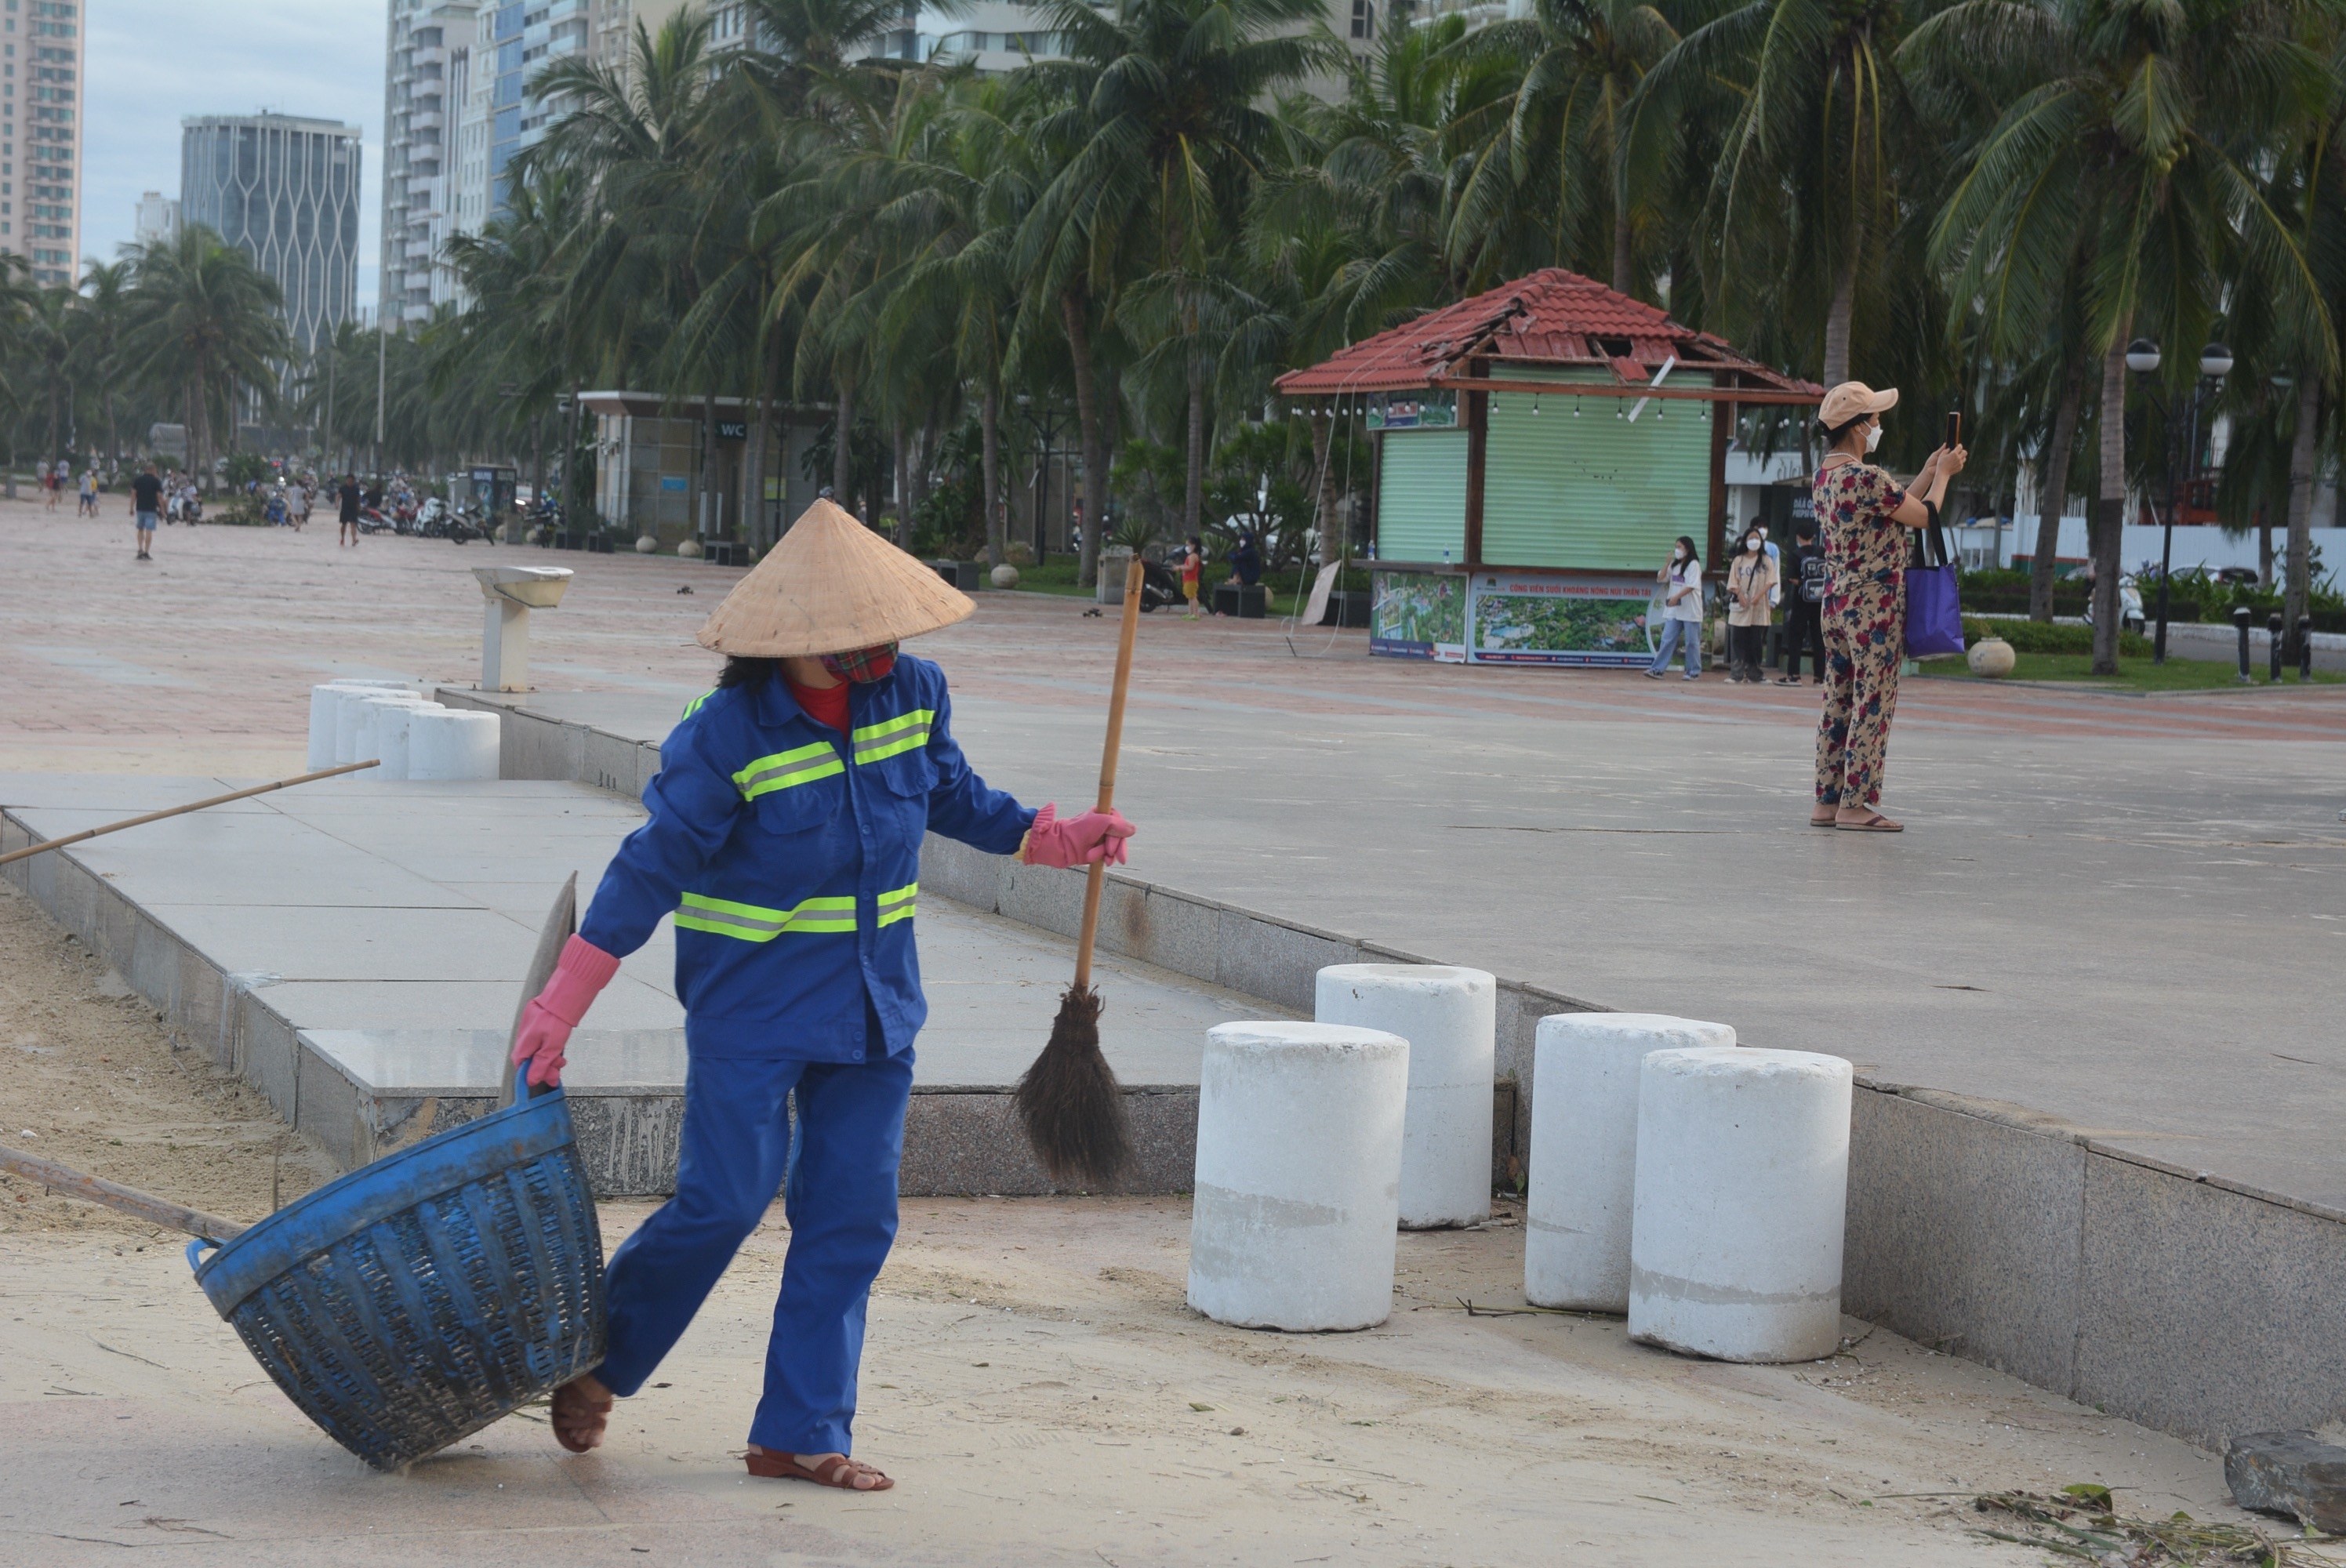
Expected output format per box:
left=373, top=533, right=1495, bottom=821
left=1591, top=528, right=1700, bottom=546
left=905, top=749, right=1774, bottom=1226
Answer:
left=1272, top=269, right=1821, bottom=401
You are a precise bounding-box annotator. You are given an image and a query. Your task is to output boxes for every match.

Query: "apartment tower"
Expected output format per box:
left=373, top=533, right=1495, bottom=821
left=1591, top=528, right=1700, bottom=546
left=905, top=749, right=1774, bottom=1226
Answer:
left=180, top=114, right=364, bottom=353
left=6, top=0, right=85, bottom=287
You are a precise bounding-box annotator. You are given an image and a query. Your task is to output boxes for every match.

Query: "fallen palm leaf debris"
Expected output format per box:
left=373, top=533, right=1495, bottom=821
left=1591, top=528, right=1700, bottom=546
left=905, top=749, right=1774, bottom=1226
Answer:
left=1970, top=1485, right=2345, bottom=1566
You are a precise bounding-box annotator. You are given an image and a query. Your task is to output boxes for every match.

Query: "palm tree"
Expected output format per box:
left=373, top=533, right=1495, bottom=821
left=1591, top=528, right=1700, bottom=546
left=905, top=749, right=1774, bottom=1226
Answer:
left=22, top=282, right=77, bottom=463
left=1631, top=0, right=1919, bottom=387
left=1447, top=0, right=1688, bottom=296
left=1905, top=0, right=2335, bottom=668
left=76, top=260, right=133, bottom=463
left=121, top=226, right=289, bottom=490
left=1017, top=0, right=1343, bottom=584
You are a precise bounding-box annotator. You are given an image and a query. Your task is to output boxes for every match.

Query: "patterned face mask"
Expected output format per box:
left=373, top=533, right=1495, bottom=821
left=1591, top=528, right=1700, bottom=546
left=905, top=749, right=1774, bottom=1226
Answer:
left=819, top=642, right=899, bottom=683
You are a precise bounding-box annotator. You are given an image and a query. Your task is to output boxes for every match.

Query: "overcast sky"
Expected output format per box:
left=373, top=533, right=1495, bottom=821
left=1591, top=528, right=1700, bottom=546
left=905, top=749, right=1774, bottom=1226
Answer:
left=83, top=0, right=385, bottom=307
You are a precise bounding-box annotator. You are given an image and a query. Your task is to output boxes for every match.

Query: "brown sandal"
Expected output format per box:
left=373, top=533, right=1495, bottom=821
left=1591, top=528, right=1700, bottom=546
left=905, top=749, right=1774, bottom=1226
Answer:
left=550, top=1376, right=614, bottom=1454
left=746, top=1448, right=895, bottom=1491
left=1810, top=807, right=1837, bottom=827
left=1836, top=811, right=1904, bottom=833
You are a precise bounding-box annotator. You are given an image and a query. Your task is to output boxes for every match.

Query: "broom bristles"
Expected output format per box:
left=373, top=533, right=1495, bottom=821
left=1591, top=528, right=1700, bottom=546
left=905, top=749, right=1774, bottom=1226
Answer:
left=1014, top=984, right=1133, bottom=1189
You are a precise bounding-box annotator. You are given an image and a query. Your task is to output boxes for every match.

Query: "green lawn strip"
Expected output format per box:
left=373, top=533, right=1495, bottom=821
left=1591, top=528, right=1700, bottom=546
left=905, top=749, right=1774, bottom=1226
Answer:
left=1919, top=652, right=2343, bottom=691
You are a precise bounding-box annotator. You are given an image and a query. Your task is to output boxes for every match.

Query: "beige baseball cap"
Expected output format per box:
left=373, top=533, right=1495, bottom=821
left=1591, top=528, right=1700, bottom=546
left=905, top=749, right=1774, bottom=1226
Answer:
left=697, top=499, right=974, bottom=658
left=1818, top=381, right=1898, bottom=429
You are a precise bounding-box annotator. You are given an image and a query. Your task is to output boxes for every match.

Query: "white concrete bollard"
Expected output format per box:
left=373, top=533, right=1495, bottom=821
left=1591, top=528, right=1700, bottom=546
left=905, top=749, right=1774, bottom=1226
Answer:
left=408, top=708, right=503, bottom=782
left=1525, top=1013, right=1735, bottom=1311
left=308, top=681, right=408, bottom=771
left=374, top=702, right=443, bottom=782
left=1315, top=964, right=1495, bottom=1229
left=358, top=696, right=438, bottom=781
left=1628, top=1045, right=1854, bottom=1363
left=1188, top=1022, right=1409, bottom=1331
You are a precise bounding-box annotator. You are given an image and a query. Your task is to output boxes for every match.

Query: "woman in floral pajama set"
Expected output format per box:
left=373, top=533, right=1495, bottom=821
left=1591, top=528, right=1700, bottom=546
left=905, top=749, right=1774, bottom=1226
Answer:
left=1809, top=383, right=1966, bottom=832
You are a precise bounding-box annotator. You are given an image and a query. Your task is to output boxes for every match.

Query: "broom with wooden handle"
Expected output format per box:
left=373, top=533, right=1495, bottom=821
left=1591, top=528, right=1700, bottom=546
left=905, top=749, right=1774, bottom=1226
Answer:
left=1014, top=556, right=1146, bottom=1188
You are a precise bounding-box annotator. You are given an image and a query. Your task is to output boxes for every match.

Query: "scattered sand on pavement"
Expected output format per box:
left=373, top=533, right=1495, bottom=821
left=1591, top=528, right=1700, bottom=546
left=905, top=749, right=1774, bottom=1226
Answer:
left=0, top=876, right=2274, bottom=1564
left=0, top=876, right=336, bottom=1233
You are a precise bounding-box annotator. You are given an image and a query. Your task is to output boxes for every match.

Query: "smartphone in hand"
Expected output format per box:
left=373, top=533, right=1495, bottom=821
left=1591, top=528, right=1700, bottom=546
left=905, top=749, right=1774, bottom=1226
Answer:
left=1945, top=411, right=1962, bottom=448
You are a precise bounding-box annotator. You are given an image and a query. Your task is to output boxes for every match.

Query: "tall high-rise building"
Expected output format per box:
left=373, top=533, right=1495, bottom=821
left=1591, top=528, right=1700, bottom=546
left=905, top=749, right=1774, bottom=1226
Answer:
left=482, top=0, right=687, bottom=217
left=3, top=0, right=86, bottom=287
left=180, top=114, right=364, bottom=354
left=383, top=0, right=481, bottom=326
left=133, top=191, right=180, bottom=246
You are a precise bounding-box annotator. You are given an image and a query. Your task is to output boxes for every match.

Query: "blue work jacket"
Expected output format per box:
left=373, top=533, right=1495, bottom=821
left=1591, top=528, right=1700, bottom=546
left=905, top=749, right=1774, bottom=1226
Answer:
left=579, top=655, right=1033, bottom=1062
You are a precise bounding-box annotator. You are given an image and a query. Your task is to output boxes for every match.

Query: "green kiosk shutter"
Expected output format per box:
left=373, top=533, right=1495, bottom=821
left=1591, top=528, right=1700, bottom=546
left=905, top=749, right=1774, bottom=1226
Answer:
left=1480, top=370, right=1712, bottom=571
left=1377, top=430, right=1468, bottom=564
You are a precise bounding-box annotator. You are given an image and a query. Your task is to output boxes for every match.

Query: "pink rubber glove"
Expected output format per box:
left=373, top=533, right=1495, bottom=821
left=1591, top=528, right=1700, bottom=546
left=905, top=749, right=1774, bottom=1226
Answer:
left=510, top=935, right=622, bottom=1088
left=1019, top=802, right=1137, bottom=868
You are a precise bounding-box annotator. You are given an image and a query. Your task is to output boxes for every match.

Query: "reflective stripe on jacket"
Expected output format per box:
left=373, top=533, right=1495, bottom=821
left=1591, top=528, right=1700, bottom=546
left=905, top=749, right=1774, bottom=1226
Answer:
left=579, top=655, right=1033, bottom=1062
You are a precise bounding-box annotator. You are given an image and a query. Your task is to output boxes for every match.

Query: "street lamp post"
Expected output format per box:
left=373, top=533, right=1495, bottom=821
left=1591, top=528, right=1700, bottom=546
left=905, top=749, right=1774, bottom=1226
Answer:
left=2123, top=339, right=2232, bottom=663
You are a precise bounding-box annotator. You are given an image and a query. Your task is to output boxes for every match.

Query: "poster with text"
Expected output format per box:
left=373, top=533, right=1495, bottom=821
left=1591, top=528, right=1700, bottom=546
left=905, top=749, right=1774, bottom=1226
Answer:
left=1466, top=572, right=1658, bottom=666
left=1371, top=571, right=1467, bottom=661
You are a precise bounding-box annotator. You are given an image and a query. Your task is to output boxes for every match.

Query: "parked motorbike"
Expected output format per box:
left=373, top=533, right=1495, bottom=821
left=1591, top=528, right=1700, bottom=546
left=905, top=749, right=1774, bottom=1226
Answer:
left=357, top=504, right=395, bottom=535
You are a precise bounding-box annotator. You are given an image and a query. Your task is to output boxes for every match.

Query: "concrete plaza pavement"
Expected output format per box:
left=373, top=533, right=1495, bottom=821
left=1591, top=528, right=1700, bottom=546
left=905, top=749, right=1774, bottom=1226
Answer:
left=3, top=506, right=2341, bottom=1203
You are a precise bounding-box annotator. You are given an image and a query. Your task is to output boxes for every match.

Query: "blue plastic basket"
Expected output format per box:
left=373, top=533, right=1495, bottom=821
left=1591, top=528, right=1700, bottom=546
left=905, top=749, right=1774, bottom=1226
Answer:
left=189, top=1069, right=605, bottom=1470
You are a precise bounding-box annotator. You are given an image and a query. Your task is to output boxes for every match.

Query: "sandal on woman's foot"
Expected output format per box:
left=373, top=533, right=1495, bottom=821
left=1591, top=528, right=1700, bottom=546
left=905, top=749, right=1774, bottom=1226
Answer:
left=746, top=1447, right=895, bottom=1491
left=550, top=1375, right=614, bottom=1454
left=1836, top=811, right=1903, bottom=832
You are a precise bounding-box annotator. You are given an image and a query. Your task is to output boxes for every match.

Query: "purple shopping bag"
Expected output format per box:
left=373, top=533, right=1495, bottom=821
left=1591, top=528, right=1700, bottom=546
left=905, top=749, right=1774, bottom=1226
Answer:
left=1905, top=521, right=1965, bottom=657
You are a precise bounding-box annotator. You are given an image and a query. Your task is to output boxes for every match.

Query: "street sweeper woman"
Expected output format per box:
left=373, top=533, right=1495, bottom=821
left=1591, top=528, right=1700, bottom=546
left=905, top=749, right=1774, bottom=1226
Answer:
left=507, top=499, right=1136, bottom=1492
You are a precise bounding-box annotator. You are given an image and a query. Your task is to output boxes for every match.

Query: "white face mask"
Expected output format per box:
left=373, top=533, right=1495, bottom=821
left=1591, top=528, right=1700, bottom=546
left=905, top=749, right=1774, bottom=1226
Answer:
left=1864, top=423, right=1883, bottom=452
left=1745, top=539, right=1761, bottom=552
left=1673, top=549, right=1687, bottom=562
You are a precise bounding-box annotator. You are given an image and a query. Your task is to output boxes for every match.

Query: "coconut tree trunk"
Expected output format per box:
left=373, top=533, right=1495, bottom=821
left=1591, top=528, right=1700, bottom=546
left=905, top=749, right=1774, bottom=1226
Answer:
left=1821, top=253, right=1857, bottom=388
left=981, top=383, right=1003, bottom=568
left=2090, top=339, right=2127, bottom=675
left=892, top=420, right=910, bottom=544
left=832, top=369, right=855, bottom=509
left=1611, top=205, right=1633, bottom=297
left=2282, top=378, right=2321, bottom=662
left=1311, top=406, right=1342, bottom=565
left=2029, top=362, right=2083, bottom=622
left=2258, top=517, right=2274, bottom=589
left=1183, top=346, right=1205, bottom=541
left=1062, top=290, right=1105, bottom=590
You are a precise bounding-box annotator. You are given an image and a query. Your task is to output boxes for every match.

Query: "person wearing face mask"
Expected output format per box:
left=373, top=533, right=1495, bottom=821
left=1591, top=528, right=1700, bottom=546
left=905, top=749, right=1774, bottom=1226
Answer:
left=1725, top=524, right=1779, bottom=682
left=1645, top=535, right=1705, bottom=680
left=511, top=499, right=1136, bottom=1490
left=1810, top=383, right=1966, bottom=830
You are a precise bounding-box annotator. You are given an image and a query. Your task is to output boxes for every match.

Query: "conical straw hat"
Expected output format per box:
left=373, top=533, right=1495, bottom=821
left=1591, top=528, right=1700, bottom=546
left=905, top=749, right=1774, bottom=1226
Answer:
left=696, top=499, right=974, bottom=658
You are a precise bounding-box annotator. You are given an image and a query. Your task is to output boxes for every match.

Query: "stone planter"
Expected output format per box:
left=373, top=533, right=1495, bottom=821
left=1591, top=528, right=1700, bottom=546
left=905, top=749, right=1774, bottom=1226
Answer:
left=1968, top=637, right=2016, bottom=677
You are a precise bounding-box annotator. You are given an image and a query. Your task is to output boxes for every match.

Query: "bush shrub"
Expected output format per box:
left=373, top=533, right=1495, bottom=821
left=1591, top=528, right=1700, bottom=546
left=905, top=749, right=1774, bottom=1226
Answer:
left=1963, top=617, right=2149, bottom=657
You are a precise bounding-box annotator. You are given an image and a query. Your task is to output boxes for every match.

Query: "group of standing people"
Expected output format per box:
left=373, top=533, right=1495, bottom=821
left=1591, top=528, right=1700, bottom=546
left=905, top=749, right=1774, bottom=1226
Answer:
left=1643, top=380, right=1968, bottom=834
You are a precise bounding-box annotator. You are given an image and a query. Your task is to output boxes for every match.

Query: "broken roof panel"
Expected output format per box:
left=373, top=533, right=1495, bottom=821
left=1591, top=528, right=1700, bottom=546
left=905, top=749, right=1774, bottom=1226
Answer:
left=1273, top=269, right=1821, bottom=400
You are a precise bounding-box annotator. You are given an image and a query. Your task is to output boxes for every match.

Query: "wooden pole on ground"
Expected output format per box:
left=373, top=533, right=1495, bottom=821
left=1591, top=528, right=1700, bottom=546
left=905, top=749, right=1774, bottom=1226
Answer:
left=0, top=760, right=380, bottom=867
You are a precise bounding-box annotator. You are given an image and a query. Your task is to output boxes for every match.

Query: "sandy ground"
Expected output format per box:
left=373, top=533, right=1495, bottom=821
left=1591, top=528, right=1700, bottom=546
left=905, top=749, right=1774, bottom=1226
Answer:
left=0, top=872, right=2295, bottom=1566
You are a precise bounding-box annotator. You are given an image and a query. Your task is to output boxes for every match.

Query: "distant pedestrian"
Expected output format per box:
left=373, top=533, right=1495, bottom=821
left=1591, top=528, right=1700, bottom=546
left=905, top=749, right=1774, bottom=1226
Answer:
left=1645, top=536, right=1704, bottom=680
left=1726, top=523, right=1778, bottom=683
left=1232, top=532, right=1262, bottom=588
left=287, top=478, right=309, bottom=531
left=1810, top=382, right=1966, bottom=832
left=1180, top=535, right=1203, bottom=618
left=1777, top=517, right=1828, bottom=685
left=42, top=460, right=60, bottom=511
left=78, top=469, right=97, bottom=517
left=338, top=473, right=362, bottom=546
left=129, top=461, right=163, bottom=563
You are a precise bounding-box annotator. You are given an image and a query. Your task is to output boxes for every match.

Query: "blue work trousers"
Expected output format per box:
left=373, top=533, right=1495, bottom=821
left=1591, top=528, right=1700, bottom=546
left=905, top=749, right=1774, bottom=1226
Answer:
left=595, top=1049, right=913, bottom=1456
